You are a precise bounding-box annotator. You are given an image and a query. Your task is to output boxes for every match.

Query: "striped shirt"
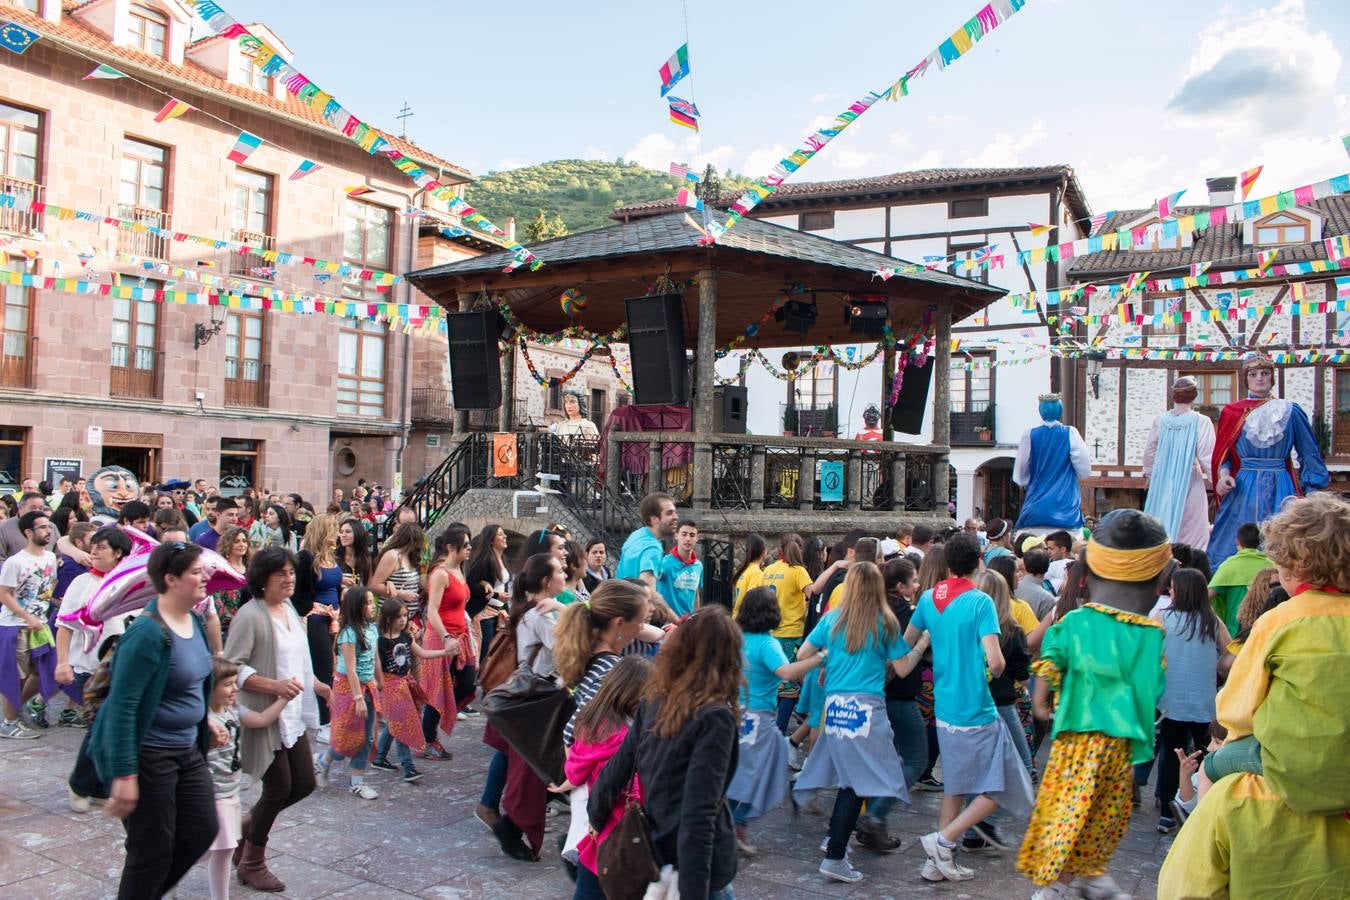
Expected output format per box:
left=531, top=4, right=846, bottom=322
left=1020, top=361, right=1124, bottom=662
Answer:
left=563, top=652, right=620, bottom=747
left=389, top=565, right=422, bottom=618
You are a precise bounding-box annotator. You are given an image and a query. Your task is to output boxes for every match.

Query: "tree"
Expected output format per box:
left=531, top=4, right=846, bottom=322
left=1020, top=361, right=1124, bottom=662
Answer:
left=524, top=210, right=568, bottom=242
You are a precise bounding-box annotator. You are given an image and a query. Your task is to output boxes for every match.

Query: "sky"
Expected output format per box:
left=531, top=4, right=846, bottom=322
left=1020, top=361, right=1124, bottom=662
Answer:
left=226, top=0, right=1350, bottom=214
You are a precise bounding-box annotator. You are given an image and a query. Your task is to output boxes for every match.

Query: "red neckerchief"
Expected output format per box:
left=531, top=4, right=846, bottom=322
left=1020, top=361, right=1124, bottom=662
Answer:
left=669, top=546, right=698, bottom=565
left=88, top=568, right=107, bottom=578
left=932, top=577, right=977, bottom=613
left=1294, top=583, right=1347, bottom=596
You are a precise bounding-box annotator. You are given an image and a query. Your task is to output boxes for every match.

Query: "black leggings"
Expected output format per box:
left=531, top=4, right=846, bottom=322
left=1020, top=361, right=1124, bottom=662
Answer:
left=117, top=745, right=218, bottom=899
left=825, top=788, right=865, bottom=861
left=1157, top=718, right=1210, bottom=814
left=422, top=664, right=478, bottom=742
left=247, top=735, right=317, bottom=847
left=306, top=615, right=334, bottom=725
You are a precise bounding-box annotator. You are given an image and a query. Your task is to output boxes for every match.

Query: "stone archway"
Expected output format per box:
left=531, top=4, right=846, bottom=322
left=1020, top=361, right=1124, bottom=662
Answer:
left=975, top=456, right=1021, bottom=522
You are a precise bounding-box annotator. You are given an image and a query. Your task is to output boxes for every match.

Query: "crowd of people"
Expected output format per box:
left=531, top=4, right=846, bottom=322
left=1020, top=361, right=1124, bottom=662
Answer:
left=0, top=462, right=1346, bottom=898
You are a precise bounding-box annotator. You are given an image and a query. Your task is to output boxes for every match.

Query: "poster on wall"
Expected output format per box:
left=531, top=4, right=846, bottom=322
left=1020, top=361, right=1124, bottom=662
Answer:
left=44, top=457, right=84, bottom=487
left=819, top=460, right=844, bottom=503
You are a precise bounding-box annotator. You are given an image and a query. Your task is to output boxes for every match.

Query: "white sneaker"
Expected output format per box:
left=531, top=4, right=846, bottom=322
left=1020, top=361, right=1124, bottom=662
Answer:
left=920, top=832, right=973, bottom=882
left=788, top=741, right=809, bottom=771
left=0, top=720, right=39, bottom=740
left=1031, top=883, right=1074, bottom=899
left=1076, top=874, right=1132, bottom=899
left=316, top=724, right=331, bottom=744
left=67, top=785, right=92, bottom=814
left=313, top=751, right=331, bottom=788
left=920, top=859, right=945, bottom=882
left=819, top=856, right=864, bottom=884
left=349, top=781, right=379, bottom=800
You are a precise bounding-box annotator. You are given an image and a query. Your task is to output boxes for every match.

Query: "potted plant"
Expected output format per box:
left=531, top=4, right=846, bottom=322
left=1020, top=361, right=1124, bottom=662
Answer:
left=782, top=405, right=798, bottom=436
left=976, top=405, right=994, bottom=441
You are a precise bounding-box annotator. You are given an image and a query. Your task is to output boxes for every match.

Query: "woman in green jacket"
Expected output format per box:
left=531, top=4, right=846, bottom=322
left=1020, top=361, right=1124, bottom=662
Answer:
left=91, top=540, right=221, bottom=900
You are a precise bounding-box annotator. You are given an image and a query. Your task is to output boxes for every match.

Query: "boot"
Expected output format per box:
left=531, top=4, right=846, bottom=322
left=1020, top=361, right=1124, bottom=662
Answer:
left=491, top=814, right=534, bottom=861
left=237, top=841, right=286, bottom=892
left=232, top=814, right=251, bottom=867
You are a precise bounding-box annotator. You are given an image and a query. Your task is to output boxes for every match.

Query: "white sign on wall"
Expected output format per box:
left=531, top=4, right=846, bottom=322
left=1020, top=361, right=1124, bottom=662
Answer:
left=86, top=426, right=103, bottom=446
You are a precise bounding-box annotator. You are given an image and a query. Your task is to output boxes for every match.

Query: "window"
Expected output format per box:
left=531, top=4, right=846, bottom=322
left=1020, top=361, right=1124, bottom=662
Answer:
left=1181, top=371, right=1236, bottom=416
left=232, top=51, right=272, bottom=92
left=110, top=281, right=161, bottom=399
left=950, top=356, right=992, bottom=413
left=1255, top=212, right=1310, bottom=246
left=220, top=439, right=261, bottom=497
left=590, top=388, right=607, bottom=429
left=1335, top=369, right=1350, bottom=456
left=224, top=310, right=265, bottom=407
left=0, top=281, right=32, bottom=388
left=1148, top=292, right=1183, bottom=337
left=800, top=210, right=834, bottom=232
left=0, top=102, right=41, bottom=235
left=119, top=137, right=169, bottom=258
left=950, top=242, right=990, bottom=284
left=546, top=381, right=562, bottom=412
left=231, top=168, right=274, bottom=278
left=950, top=198, right=988, bottom=219
left=0, top=427, right=24, bottom=496
left=127, top=3, right=168, bottom=57
left=343, top=200, right=392, bottom=302
left=17, top=1, right=40, bottom=12
left=337, top=319, right=385, bottom=417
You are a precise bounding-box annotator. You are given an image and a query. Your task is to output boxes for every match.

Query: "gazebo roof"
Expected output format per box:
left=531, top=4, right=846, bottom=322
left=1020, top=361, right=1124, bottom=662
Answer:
left=406, top=211, right=1004, bottom=349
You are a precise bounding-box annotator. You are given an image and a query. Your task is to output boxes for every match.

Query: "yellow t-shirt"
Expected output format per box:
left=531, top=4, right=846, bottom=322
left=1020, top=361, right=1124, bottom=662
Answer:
left=761, top=560, right=811, bottom=639
left=827, top=582, right=845, bottom=611
left=731, top=563, right=765, bottom=616
left=1010, top=598, right=1040, bottom=635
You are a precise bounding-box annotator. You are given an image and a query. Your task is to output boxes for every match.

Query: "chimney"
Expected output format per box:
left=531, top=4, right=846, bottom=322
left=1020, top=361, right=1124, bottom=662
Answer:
left=1206, top=176, right=1236, bottom=207
left=504, top=217, right=515, bottom=242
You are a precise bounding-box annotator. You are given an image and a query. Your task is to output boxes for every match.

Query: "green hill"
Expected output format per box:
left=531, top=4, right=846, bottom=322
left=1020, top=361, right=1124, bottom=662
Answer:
left=466, top=159, right=751, bottom=236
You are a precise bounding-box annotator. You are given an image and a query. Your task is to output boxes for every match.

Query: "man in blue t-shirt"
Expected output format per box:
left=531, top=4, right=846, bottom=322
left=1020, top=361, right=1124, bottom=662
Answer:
left=656, top=520, right=703, bottom=617
left=905, top=532, right=1030, bottom=884
left=615, top=492, right=678, bottom=589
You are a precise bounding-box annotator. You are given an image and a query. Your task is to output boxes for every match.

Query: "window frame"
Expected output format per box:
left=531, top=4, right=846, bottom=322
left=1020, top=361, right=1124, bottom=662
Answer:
left=1145, top=291, right=1184, bottom=339
left=949, top=352, right=993, bottom=414
left=950, top=197, right=989, bottom=219
left=0, top=280, right=33, bottom=388
left=0, top=100, right=41, bottom=184
left=120, top=136, right=169, bottom=212
left=1253, top=211, right=1311, bottom=247
left=223, top=309, right=266, bottom=406
left=0, top=426, right=26, bottom=496
left=230, top=167, right=275, bottom=279
left=800, top=210, right=834, bottom=232
left=232, top=51, right=273, bottom=93
left=219, top=438, right=263, bottom=498
left=1179, top=370, right=1236, bottom=412
left=336, top=317, right=387, bottom=418
left=949, top=241, right=991, bottom=285
left=110, top=279, right=163, bottom=398
left=127, top=2, right=169, bottom=57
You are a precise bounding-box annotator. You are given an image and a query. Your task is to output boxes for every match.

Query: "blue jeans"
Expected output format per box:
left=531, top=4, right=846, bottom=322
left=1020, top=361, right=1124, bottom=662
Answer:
left=325, top=688, right=375, bottom=773
left=864, top=698, right=927, bottom=823
left=481, top=749, right=508, bottom=809
left=999, top=704, right=1033, bottom=774
left=376, top=724, right=413, bottom=771
left=573, top=864, right=606, bottom=900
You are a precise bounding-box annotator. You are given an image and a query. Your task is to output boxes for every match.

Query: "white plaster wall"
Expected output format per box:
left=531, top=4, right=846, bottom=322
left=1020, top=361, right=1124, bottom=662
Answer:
left=833, top=208, right=886, bottom=241
left=1123, top=369, right=1168, bottom=466
left=1086, top=367, right=1120, bottom=466
left=1283, top=367, right=1316, bottom=411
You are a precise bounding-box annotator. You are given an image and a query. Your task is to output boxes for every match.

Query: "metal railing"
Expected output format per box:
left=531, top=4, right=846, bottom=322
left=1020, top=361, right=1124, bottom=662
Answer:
left=411, top=387, right=454, bottom=423
left=229, top=229, right=276, bottom=280
left=951, top=402, right=995, bottom=445
left=117, top=205, right=171, bottom=260
left=0, top=176, right=42, bottom=235
left=109, top=349, right=164, bottom=399
left=225, top=361, right=269, bottom=408
left=0, top=334, right=35, bottom=389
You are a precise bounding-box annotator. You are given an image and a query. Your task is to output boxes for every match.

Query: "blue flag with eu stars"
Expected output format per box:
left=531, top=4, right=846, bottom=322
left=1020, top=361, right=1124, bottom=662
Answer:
left=0, top=20, right=40, bottom=54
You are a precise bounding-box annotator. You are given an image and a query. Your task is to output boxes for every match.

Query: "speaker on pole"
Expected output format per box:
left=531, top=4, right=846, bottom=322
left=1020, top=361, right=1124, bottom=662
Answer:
left=625, top=294, right=687, bottom=405
left=446, top=309, right=502, bottom=410
left=890, top=356, right=934, bottom=435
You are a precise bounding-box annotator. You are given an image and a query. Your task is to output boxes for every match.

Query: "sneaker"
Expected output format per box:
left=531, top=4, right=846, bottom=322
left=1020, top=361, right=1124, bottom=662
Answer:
left=315, top=724, right=331, bottom=745
left=1031, top=883, right=1074, bottom=900
left=421, top=741, right=452, bottom=761
left=475, top=803, right=501, bottom=831
left=0, top=720, right=39, bottom=740
left=1075, top=873, right=1132, bottom=900
left=819, top=856, right=864, bottom=884
left=961, top=834, right=993, bottom=852
left=1171, top=799, right=1190, bottom=826
left=402, top=767, right=424, bottom=784
left=456, top=711, right=469, bottom=721
left=58, top=709, right=89, bottom=729
left=920, top=832, right=973, bottom=882
left=313, top=751, right=331, bottom=788
left=920, top=859, right=945, bottom=882
left=67, top=785, right=92, bottom=814
left=970, top=820, right=1009, bottom=850
left=1156, top=816, right=1176, bottom=834
left=368, top=756, right=398, bottom=773
left=855, top=815, right=900, bottom=852
left=349, top=781, right=379, bottom=800
left=818, top=836, right=852, bottom=859
left=734, top=824, right=758, bottom=856
left=459, top=706, right=480, bottom=717
left=913, top=775, right=944, bottom=792
left=21, top=698, right=47, bottom=729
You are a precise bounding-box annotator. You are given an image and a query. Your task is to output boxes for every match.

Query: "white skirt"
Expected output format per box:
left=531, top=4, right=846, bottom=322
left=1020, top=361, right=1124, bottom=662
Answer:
left=208, top=793, right=242, bottom=852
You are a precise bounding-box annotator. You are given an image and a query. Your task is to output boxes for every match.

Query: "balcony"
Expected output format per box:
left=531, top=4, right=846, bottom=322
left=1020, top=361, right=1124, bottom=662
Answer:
left=951, top=403, right=995, bottom=446
left=110, top=348, right=164, bottom=400
left=229, top=229, right=276, bottom=280
left=780, top=402, right=838, bottom=437
left=225, top=361, right=269, bottom=408
left=0, top=334, right=35, bottom=389
left=116, top=205, right=171, bottom=260
left=411, top=386, right=454, bottom=424
left=0, top=176, right=42, bottom=236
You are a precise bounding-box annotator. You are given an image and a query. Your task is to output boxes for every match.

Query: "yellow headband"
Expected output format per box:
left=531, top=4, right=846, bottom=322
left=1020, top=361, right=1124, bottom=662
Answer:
left=1085, top=539, right=1173, bottom=582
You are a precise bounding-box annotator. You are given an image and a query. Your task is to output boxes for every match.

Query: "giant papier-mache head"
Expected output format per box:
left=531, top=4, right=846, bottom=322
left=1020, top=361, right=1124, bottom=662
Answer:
left=1038, top=392, right=1064, bottom=423
left=1085, top=508, right=1172, bottom=586
left=88, top=465, right=140, bottom=519
left=862, top=404, right=881, bottom=427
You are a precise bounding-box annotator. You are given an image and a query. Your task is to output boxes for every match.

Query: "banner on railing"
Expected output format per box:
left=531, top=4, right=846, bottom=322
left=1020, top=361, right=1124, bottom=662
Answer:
left=493, top=433, right=518, bottom=478
left=819, top=461, right=845, bottom=503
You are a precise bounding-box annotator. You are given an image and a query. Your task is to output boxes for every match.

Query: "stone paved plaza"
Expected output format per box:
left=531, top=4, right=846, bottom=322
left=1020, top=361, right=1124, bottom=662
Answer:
left=0, top=709, right=1167, bottom=899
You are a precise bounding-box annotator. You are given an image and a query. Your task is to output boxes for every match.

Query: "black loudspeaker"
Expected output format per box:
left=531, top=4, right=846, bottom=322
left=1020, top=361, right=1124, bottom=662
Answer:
left=890, top=356, right=935, bottom=435
left=625, top=294, right=687, bottom=405
left=447, top=310, right=502, bottom=410
left=714, top=385, right=747, bottom=434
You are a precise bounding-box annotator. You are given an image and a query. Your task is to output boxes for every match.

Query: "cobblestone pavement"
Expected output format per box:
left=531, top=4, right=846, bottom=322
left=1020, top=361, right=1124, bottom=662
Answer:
left=0, top=709, right=1167, bottom=898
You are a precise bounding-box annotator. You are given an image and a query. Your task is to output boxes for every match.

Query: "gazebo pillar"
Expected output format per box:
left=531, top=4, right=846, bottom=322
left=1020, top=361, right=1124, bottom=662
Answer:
left=452, top=292, right=474, bottom=443
left=932, top=304, right=953, bottom=510
left=691, top=268, right=717, bottom=510
left=498, top=339, right=515, bottom=432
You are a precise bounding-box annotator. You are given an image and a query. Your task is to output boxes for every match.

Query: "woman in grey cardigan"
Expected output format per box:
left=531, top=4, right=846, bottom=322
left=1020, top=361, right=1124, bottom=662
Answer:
left=224, top=546, right=328, bottom=892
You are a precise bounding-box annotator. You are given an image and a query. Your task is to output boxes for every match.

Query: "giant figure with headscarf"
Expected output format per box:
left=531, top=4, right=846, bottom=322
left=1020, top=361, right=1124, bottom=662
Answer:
left=1014, top=393, right=1091, bottom=533
left=1142, top=375, right=1215, bottom=549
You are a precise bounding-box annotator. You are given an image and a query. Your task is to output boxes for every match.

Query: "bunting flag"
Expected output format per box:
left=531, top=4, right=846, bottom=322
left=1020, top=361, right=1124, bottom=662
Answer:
left=1339, top=276, right=1350, bottom=299
left=344, top=185, right=374, bottom=197
left=1343, top=133, right=1350, bottom=160
left=83, top=63, right=127, bottom=80
left=0, top=20, right=39, bottom=54
left=676, top=187, right=703, bottom=210
left=1122, top=271, right=1150, bottom=295
left=669, top=161, right=700, bottom=181
left=226, top=131, right=263, bottom=164
left=1191, top=261, right=1211, bottom=278
left=1088, top=211, right=1112, bottom=236
left=1239, top=165, right=1264, bottom=200
left=668, top=102, right=699, bottom=131
left=1028, top=223, right=1052, bottom=236
left=1257, top=248, right=1277, bottom=275
left=1325, top=234, right=1350, bottom=260
left=289, top=159, right=321, bottom=181
left=704, top=0, right=1026, bottom=244
left=1156, top=190, right=1185, bottom=219
left=153, top=98, right=194, bottom=123
left=659, top=43, right=690, bottom=96
left=1290, top=282, right=1306, bottom=301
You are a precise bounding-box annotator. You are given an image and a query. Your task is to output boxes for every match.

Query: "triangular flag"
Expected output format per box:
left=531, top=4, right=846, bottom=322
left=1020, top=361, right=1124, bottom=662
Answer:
left=1156, top=190, right=1185, bottom=219
left=226, top=131, right=263, bottom=164
left=154, top=98, right=194, bottom=123
left=1342, top=133, right=1350, bottom=160
left=659, top=43, right=690, bottom=97
left=83, top=63, right=127, bottom=80
left=345, top=185, right=374, bottom=197
left=1291, top=282, right=1306, bottom=301
left=289, top=160, right=321, bottom=181
left=1027, top=223, right=1052, bottom=236
left=1239, top=165, right=1263, bottom=200
left=676, top=187, right=703, bottom=210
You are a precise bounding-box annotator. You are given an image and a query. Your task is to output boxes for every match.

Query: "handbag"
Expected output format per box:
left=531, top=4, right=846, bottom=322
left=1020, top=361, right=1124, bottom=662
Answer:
left=597, top=779, right=661, bottom=900
left=480, top=646, right=576, bottom=785
left=478, top=625, right=518, bottom=694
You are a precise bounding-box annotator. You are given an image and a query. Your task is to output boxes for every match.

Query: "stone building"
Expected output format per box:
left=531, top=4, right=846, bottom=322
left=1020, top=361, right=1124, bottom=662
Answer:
left=1065, top=176, right=1350, bottom=514
left=0, top=0, right=491, bottom=499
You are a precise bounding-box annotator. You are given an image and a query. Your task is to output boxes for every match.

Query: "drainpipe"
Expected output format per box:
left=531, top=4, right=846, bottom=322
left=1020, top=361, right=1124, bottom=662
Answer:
left=393, top=185, right=424, bottom=501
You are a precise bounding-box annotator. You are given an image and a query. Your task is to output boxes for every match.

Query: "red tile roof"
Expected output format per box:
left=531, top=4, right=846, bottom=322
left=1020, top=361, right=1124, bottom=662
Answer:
left=13, top=4, right=471, bottom=179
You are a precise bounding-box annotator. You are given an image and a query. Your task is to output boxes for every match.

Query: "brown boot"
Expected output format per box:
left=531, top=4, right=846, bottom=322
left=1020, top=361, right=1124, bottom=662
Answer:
left=237, top=841, right=285, bottom=892
left=232, top=815, right=251, bottom=867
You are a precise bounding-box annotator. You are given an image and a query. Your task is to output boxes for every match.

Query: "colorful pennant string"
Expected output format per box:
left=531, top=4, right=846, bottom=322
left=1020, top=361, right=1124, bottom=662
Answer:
left=226, top=130, right=262, bottom=164
left=289, top=160, right=321, bottom=181
left=659, top=43, right=690, bottom=96
left=153, top=97, right=194, bottom=123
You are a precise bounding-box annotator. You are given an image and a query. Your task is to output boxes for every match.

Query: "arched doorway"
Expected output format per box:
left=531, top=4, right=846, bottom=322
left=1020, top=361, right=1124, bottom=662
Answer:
left=976, top=457, right=1021, bottom=522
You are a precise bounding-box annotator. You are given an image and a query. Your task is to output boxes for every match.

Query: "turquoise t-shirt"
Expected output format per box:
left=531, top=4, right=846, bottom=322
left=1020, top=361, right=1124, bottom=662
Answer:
left=911, top=584, right=1000, bottom=727
left=336, top=622, right=379, bottom=683
left=740, top=631, right=790, bottom=711
left=615, top=527, right=663, bottom=580
left=983, top=545, right=1014, bottom=566
left=657, top=552, right=703, bottom=617
left=805, top=609, right=910, bottom=696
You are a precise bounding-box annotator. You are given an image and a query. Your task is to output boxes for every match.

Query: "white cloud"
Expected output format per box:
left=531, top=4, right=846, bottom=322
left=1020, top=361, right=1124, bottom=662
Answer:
left=833, top=149, right=877, bottom=171
left=811, top=91, right=843, bottom=105
left=898, top=149, right=943, bottom=170
left=888, top=133, right=913, bottom=150
left=622, top=132, right=737, bottom=174
left=926, top=113, right=960, bottom=126
left=582, top=145, right=613, bottom=161
left=741, top=144, right=790, bottom=179
left=959, top=120, right=1047, bottom=167
left=492, top=157, right=528, bottom=171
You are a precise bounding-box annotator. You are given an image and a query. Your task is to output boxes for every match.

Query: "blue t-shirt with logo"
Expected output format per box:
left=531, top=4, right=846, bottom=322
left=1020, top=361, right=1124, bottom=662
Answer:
left=740, top=631, right=790, bottom=711
left=657, top=551, right=703, bottom=617
left=615, top=527, right=663, bottom=581
left=911, top=581, right=1000, bottom=727
left=806, top=608, right=910, bottom=696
